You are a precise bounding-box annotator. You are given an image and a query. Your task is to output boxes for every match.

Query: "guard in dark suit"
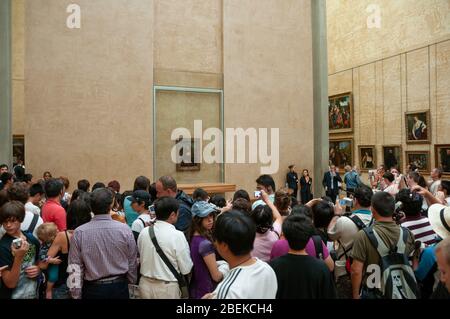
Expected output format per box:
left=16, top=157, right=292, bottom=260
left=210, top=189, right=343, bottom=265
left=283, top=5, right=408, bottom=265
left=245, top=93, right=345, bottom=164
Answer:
left=322, top=165, right=342, bottom=203
left=286, top=165, right=299, bottom=199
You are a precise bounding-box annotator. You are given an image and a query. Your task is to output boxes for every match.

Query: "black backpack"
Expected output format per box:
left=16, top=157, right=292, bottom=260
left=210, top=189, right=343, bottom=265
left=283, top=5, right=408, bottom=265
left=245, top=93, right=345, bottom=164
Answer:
left=363, top=226, right=419, bottom=299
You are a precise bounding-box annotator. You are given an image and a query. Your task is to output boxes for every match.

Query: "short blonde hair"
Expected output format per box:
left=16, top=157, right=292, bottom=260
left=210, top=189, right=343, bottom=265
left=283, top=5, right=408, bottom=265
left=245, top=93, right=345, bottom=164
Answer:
left=36, top=222, right=58, bottom=242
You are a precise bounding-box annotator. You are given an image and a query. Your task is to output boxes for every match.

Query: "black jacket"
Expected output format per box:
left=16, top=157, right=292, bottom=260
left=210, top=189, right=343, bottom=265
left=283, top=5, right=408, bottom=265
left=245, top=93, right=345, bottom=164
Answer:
left=322, top=171, right=342, bottom=191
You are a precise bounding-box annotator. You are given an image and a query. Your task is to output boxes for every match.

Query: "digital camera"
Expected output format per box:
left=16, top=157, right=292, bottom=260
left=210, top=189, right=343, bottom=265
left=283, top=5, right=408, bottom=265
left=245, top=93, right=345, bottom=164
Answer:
left=12, top=238, right=23, bottom=249
left=339, top=197, right=353, bottom=208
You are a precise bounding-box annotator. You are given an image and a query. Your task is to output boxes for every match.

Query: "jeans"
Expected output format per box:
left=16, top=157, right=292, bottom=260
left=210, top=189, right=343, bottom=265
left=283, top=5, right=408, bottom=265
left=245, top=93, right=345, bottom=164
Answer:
left=52, top=284, right=71, bottom=299
left=82, top=280, right=129, bottom=299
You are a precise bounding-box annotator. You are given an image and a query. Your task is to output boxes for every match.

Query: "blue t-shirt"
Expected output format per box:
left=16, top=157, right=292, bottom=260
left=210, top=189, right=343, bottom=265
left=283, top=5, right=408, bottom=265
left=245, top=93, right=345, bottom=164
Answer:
left=415, top=245, right=437, bottom=282
left=124, top=196, right=139, bottom=227
left=0, top=231, right=40, bottom=299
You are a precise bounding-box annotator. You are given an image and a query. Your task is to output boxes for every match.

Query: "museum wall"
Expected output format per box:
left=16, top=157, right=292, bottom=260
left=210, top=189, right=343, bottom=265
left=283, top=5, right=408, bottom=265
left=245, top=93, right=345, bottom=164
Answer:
left=25, top=0, right=154, bottom=190
left=327, top=0, right=450, bottom=75
left=223, top=0, right=314, bottom=194
left=12, top=0, right=24, bottom=137
left=22, top=0, right=315, bottom=192
left=328, top=0, right=450, bottom=177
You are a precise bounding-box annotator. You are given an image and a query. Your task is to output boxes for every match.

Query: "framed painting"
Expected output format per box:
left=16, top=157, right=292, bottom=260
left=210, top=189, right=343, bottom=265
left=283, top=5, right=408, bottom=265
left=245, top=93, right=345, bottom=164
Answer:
left=12, top=135, right=25, bottom=166
left=435, top=144, right=450, bottom=177
left=358, top=145, right=376, bottom=171
left=405, top=111, right=431, bottom=144
left=383, top=145, right=402, bottom=171
left=329, top=138, right=353, bottom=169
left=174, top=137, right=201, bottom=171
left=405, top=151, right=430, bottom=173
left=328, top=93, right=353, bottom=134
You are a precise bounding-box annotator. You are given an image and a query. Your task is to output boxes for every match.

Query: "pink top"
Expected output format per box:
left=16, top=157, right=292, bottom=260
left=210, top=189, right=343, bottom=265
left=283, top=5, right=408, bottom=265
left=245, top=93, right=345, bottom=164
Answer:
left=251, top=222, right=282, bottom=262
left=42, top=199, right=67, bottom=231
left=270, top=238, right=330, bottom=261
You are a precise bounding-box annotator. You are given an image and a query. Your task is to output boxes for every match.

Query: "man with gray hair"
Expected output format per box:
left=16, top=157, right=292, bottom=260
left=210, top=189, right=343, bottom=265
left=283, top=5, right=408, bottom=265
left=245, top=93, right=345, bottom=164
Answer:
left=434, top=238, right=450, bottom=298
left=155, top=176, right=193, bottom=236
left=429, top=168, right=442, bottom=196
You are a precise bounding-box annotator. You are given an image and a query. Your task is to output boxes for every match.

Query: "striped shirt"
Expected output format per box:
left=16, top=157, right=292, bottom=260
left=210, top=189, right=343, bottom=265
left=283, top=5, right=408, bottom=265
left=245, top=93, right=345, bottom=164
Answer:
left=68, top=215, right=138, bottom=299
left=400, top=215, right=437, bottom=246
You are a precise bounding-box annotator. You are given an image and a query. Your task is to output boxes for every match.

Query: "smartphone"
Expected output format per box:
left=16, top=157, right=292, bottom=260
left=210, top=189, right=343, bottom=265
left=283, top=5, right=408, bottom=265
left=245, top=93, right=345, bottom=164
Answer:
left=254, top=191, right=261, bottom=198
left=149, top=205, right=156, bottom=219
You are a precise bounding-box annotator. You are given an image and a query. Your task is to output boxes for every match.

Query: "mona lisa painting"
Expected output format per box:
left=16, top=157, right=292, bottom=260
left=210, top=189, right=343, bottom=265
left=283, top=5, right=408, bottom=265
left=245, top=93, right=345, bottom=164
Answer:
left=405, top=111, right=431, bottom=144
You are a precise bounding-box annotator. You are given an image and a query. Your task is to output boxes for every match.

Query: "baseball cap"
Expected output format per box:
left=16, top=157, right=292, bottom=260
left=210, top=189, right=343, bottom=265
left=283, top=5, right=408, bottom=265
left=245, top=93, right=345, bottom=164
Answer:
left=191, top=201, right=220, bottom=218
left=130, top=190, right=151, bottom=205
left=428, top=204, right=450, bottom=239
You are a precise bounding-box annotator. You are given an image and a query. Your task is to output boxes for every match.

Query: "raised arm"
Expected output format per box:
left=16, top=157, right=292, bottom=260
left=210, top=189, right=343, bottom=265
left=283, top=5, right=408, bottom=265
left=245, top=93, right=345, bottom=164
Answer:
left=260, top=189, right=282, bottom=225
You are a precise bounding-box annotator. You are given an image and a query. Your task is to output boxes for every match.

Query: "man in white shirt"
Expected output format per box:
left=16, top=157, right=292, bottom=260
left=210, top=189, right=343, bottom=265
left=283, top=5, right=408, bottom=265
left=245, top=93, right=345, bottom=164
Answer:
left=382, top=172, right=399, bottom=196
left=252, top=175, right=276, bottom=210
left=429, top=168, right=442, bottom=196
left=138, top=196, right=193, bottom=299
left=25, top=183, right=44, bottom=216
left=327, top=185, right=374, bottom=298
left=204, top=210, right=277, bottom=299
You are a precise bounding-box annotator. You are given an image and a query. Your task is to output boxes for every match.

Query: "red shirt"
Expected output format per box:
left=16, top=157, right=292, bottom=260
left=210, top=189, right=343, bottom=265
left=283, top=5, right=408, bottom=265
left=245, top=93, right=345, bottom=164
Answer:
left=42, top=199, right=67, bottom=231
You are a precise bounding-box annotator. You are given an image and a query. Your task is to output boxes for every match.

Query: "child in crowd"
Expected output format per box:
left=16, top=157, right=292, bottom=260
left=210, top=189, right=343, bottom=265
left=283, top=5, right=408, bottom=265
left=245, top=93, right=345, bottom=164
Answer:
left=36, top=223, right=62, bottom=299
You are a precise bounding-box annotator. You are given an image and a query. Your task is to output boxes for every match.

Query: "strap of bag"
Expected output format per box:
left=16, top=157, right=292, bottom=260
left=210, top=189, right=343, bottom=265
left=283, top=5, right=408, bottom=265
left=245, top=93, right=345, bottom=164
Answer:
left=148, top=226, right=186, bottom=287
left=348, top=215, right=366, bottom=230
left=312, top=235, right=324, bottom=259
left=27, top=214, right=39, bottom=233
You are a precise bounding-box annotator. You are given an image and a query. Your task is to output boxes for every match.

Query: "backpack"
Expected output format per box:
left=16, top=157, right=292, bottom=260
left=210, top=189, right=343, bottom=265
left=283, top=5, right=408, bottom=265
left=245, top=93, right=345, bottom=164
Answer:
left=363, top=226, right=419, bottom=299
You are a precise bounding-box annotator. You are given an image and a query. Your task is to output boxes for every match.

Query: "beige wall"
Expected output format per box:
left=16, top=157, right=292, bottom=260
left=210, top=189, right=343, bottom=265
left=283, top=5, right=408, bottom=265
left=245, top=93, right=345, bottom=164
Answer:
left=223, top=0, right=314, bottom=193
left=25, top=0, right=154, bottom=190
left=328, top=1, right=450, bottom=177
left=328, top=0, right=450, bottom=74
left=154, top=90, right=222, bottom=184
left=22, top=0, right=315, bottom=192
left=12, top=0, right=24, bottom=136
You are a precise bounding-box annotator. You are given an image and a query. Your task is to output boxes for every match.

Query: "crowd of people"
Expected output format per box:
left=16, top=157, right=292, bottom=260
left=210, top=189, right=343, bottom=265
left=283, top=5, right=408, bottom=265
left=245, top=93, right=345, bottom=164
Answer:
left=0, top=161, right=449, bottom=300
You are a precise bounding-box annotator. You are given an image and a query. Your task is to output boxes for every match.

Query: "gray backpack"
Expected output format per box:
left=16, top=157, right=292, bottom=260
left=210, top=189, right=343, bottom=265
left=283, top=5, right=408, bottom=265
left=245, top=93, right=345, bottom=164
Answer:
left=363, top=226, right=419, bottom=299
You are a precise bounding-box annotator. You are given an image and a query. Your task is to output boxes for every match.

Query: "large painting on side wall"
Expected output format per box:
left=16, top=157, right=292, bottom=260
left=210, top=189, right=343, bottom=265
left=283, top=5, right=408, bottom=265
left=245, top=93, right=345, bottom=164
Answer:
left=435, top=144, right=450, bottom=177
left=406, top=151, right=430, bottom=173
left=329, top=138, right=353, bottom=169
left=358, top=146, right=376, bottom=171
left=328, top=93, right=353, bottom=134
left=383, top=146, right=402, bottom=171
left=405, top=111, right=431, bottom=144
